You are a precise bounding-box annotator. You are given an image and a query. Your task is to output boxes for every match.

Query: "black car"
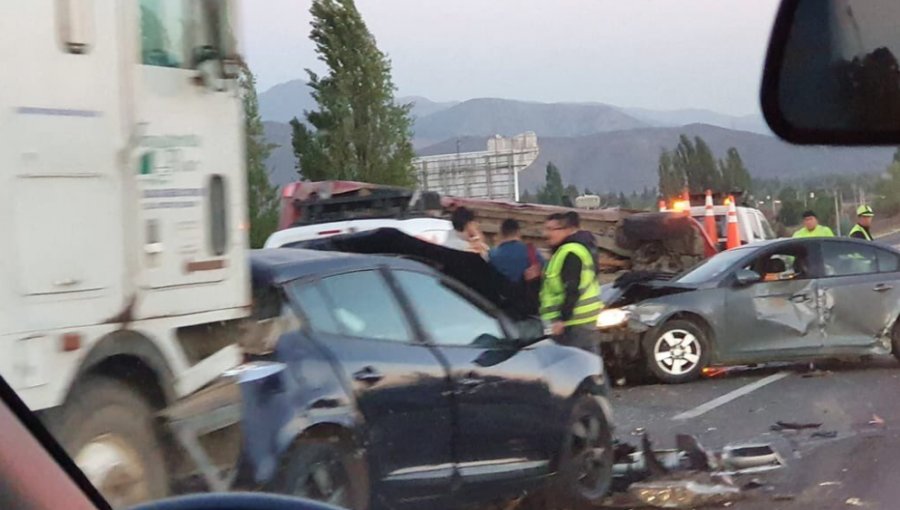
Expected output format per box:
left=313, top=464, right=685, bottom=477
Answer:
left=598, top=237, right=900, bottom=384
left=234, top=248, right=614, bottom=510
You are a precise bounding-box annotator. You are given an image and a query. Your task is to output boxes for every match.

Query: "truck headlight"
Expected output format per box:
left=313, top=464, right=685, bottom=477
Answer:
left=596, top=308, right=631, bottom=329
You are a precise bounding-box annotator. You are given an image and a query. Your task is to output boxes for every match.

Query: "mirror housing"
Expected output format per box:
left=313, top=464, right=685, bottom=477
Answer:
left=513, top=317, right=548, bottom=346
left=762, top=0, right=900, bottom=144
left=734, top=269, right=763, bottom=286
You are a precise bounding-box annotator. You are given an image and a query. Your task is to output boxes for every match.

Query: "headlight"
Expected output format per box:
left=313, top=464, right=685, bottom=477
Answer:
left=596, top=308, right=631, bottom=329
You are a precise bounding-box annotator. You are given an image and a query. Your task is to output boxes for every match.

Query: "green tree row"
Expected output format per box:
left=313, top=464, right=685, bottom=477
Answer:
left=658, top=135, right=752, bottom=197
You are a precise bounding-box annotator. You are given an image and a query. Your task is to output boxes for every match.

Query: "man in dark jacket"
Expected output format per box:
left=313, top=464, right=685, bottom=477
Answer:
left=490, top=219, right=544, bottom=316
left=540, top=212, right=603, bottom=354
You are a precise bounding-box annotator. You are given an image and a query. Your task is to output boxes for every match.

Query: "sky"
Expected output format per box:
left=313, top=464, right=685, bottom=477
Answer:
left=240, top=0, right=781, bottom=116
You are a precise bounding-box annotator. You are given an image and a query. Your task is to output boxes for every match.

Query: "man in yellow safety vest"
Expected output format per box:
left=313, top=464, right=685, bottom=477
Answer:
left=792, top=210, right=835, bottom=238
left=849, top=205, right=875, bottom=241
left=540, top=212, right=603, bottom=354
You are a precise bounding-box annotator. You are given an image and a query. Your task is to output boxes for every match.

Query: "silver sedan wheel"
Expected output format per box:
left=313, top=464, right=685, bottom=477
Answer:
left=653, top=329, right=702, bottom=376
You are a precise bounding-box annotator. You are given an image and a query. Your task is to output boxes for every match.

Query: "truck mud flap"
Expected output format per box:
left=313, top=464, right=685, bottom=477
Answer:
left=158, top=379, right=242, bottom=493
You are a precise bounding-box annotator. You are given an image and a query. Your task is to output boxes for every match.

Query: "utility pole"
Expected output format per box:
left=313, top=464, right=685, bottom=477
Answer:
left=834, top=189, right=842, bottom=236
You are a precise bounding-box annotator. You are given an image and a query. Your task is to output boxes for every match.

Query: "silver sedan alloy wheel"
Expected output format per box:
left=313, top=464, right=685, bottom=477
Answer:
left=653, top=329, right=702, bottom=376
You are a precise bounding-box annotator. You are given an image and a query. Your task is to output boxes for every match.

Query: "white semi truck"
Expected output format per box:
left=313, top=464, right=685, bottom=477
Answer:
left=0, top=1, right=249, bottom=506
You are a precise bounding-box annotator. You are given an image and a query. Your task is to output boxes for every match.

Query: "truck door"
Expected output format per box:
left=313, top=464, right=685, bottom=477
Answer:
left=0, top=1, right=126, bottom=394
left=132, top=0, right=242, bottom=294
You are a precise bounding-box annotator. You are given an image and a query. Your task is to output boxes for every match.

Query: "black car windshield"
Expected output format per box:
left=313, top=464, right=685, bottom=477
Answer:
left=676, top=247, right=754, bottom=284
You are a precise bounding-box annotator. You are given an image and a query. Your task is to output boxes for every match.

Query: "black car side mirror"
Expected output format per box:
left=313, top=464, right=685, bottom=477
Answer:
left=514, top=317, right=548, bottom=345
left=734, top=269, right=763, bottom=286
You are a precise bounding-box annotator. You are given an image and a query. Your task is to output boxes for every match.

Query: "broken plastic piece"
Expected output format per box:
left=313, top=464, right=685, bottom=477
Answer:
left=846, top=497, right=865, bottom=507
left=771, top=421, right=822, bottom=431
left=811, top=430, right=839, bottom=439
left=721, top=444, right=784, bottom=474
left=869, top=414, right=886, bottom=427
left=742, top=479, right=766, bottom=491
left=676, top=434, right=714, bottom=471
left=643, top=434, right=671, bottom=476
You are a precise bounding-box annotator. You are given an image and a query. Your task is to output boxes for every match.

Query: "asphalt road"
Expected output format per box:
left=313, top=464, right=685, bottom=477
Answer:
left=609, top=358, right=900, bottom=509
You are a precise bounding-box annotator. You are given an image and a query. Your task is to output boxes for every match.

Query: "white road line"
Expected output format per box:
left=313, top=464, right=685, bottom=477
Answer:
left=672, top=371, right=791, bottom=421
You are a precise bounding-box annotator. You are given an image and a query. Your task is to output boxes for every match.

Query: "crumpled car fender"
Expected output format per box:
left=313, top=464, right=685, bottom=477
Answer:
left=237, top=333, right=363, bottom=486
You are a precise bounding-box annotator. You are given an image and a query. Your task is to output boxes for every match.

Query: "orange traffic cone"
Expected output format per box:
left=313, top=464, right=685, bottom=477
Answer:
left=726, top=195, right=741, bottom=249
left=659, top=199, right=667, bottom=212
left=704, top=190, right=717, bottom=243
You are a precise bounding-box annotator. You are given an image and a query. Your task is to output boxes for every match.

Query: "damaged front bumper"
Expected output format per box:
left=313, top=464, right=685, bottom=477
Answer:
left=597, top=315, right=655, bottom=373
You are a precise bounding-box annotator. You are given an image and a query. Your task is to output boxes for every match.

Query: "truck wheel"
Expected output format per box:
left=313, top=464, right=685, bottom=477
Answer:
left=270, top=441, right=368, bottom=510
left=48, top=376, right=169, bottom=508
left=542, top=395, right=613, bottom=510
left=643, top=319, right=709, bottom=384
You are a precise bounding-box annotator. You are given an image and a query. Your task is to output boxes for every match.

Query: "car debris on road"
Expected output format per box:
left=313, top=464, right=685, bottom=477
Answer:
left=605, top=433, right=784, bottom=508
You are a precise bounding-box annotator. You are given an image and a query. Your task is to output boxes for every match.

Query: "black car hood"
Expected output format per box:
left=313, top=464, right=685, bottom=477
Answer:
left=606, top=272, right=698, bottom=307
left=295, top=228, right=528, bottom=317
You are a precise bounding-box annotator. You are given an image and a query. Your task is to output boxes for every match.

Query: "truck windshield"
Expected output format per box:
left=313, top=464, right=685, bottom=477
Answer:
left=141, top=0, right=235, bottom=68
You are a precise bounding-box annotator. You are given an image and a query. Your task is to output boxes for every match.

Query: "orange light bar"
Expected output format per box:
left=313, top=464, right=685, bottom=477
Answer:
left=671, top=199, right=690, bottom=212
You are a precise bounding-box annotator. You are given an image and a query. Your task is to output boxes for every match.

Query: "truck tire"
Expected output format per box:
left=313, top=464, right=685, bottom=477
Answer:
left=269, top=441, right=369, bottom=510
left=643, top=319, right=709, bottom=384
left=47, top=376, right=169, bottom=508
left=525, top=394, right=613, bottom=510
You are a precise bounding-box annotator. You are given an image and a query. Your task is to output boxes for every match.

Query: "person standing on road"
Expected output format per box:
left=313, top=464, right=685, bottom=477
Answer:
left=565, top=210, right=599, bottom=259
left=490, top=219, right=544, bottom=316
left=849, top=205, right=875, bottom=241
left=540, top=212, right=604, bottom=354
left=445, top=206, right=490, bottom=258
left=792, top=210, right=835, bottom=238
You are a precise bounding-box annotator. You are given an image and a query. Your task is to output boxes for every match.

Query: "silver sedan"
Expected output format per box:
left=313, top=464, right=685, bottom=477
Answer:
left=597, top=238, right=900, bottom=384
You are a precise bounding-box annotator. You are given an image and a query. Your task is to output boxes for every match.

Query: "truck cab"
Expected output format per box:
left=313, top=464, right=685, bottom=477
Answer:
left=0, top=1, right=248, bottom=506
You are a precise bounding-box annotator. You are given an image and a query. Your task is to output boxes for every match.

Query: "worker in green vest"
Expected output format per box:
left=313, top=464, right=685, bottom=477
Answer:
left=540, top=212, right=603, bottom=354
left=792, top=210, right=835, bottom=238
left=849, top=205, right=875, bottom=241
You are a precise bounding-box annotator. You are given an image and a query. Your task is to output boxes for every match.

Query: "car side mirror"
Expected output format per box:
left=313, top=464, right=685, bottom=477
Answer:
left=734, top=269, right=763, bottom=286
left=514, top=317, right=548, bottom=345
left=762, top=0, right=900, bottom=144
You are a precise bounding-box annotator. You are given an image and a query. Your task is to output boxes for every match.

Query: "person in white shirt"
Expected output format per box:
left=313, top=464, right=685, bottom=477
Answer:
left=443, top=206, right=489, bottom=259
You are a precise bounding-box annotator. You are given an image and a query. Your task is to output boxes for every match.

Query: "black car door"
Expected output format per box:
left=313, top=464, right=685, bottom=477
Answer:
left=388, top=269, right=554, bottom=489
left=287, top=270, right=455, bottom=502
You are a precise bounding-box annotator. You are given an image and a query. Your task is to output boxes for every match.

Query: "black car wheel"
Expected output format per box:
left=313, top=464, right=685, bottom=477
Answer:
left=643, top=319, right=709, bottom=384
left=269, top=441, right=367, bottom=510
left=548, top=395, right=614, bottom=509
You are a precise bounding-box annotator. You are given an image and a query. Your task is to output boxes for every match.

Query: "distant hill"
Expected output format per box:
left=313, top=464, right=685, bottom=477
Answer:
left=258, top=80, right=317, bottom=123
left=619, top=107, right=770, bottom=135
left=262, top=121, right=296, bottom=186
left=412, top=98, right=649, bottom=140
left=418, top=124, right=893, bottom=193
left=258, top=80, right=457, bottom=124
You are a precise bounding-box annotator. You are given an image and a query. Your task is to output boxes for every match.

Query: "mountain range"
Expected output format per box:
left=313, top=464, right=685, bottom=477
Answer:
left=257, top=79, right=893, bottom=192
